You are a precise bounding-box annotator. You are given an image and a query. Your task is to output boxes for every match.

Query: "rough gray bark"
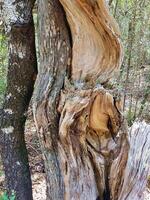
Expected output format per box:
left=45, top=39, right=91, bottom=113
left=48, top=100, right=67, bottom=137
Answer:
left=0, top=0, right=37, bottom=199
left=33, top=0, right=71, bottom=199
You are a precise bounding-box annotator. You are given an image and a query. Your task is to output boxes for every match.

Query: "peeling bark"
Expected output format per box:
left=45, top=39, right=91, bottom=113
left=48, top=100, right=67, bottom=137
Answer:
left=33, top=0, right=150, bottom=200
left=0, top=1, right=36, bottom=199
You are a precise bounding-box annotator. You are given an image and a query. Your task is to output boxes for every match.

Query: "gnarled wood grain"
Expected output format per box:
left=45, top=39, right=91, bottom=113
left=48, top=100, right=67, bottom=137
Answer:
left=33, top=0, right=150, bottom=199
left=58, top=87, right=125, bottom=199
left=59, top=0, right=123, bottom=86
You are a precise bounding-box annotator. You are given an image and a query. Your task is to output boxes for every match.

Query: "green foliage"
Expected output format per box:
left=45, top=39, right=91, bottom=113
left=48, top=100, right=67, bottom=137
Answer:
left=127, top=110, right=135, bottom=127
left=0, top=192, right=15, bottom=200
left=0, top=171, right=4, bottom=177
left=110, top=0, right=150, bottom=123
left=0, top=33, right=7, bottom=106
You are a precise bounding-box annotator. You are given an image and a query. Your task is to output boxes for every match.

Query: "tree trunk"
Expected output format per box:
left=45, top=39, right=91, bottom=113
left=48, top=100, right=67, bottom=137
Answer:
left=33, top=0, right=71, bottom=199
left=108, top=0, right=114, bottom=6
left=123, top=0, right=138, bottom=110
left=33, top=0, right=150, bottom=200
left=114, top=0, right=119, bottom=18
left=0, top=1, right=37, bottom=199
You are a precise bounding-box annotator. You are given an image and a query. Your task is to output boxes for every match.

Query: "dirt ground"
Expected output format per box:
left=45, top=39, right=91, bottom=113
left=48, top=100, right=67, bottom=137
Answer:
left=25, top=118, right=46, bottom=200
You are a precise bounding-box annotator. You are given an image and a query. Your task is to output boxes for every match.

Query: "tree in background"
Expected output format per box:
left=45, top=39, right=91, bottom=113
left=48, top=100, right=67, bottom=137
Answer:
left=110, top=0, right=150, bottom=125
left=0, top=0, right=37, bottom=199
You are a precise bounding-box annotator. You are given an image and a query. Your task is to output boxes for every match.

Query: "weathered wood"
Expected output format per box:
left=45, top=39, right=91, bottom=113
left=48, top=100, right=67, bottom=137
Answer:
left=117, top=122, right=150, bottom=200
left=59, top=0, right=123, bottom=86
left=56, top=1, right=124, bottom=198
left=57, top=87, right=125, bottom=200
left=33, top=0, right=71, bottom=199
left=0, top=0, right=36, bottom=199
left=33, top=0, right=150, bottom=200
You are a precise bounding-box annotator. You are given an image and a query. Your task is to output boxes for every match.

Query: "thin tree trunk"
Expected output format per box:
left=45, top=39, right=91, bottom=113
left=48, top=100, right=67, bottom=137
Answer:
left=133, top=98, right=139, bottom=120
left=114, top=0, right=119, bottom=18
left=123, top=0, right=138, bottom=110
left=127, top=94, right=133, bottom=126
left=109, top=0, right=114, bottom=6
left=138, top=88, right=149, bottom=118
left=0, top=1, right=37, bottom=199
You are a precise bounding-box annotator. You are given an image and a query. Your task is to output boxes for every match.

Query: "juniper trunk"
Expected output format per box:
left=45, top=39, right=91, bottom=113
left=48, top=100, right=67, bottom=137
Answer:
left=33, top=0, right=150, bottom=200
left=0, top=0, right=37, bottom=199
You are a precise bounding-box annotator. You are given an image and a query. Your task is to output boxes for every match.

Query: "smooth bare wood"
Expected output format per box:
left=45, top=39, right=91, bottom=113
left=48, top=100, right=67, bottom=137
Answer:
left=60, top=0, right=123, bottom=86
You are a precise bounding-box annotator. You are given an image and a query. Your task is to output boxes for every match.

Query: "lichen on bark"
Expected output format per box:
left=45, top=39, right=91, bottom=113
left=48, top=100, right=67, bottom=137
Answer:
left=0, top=0, right=37, bottom=199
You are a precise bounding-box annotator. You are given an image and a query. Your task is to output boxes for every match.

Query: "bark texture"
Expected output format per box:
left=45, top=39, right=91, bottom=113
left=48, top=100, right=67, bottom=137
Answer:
left=33, top=0, right=71, bottom=199
left=0, top=0, right=36, bottom=199
left=33, top=0, right=150, bottom=200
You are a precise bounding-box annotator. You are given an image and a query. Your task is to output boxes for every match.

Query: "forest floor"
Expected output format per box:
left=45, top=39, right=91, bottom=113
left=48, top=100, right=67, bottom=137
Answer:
left=0, top=117, right=150, bottom=199
left=25, top=119, right=46, bottom=200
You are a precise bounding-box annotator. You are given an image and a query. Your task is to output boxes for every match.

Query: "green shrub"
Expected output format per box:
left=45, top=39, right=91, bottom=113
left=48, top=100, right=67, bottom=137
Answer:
left=0, top=192, right=15, bottom=200
left=0, top=33, right=7, bottom=106
left=126, top=110, right=135, bottom=127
